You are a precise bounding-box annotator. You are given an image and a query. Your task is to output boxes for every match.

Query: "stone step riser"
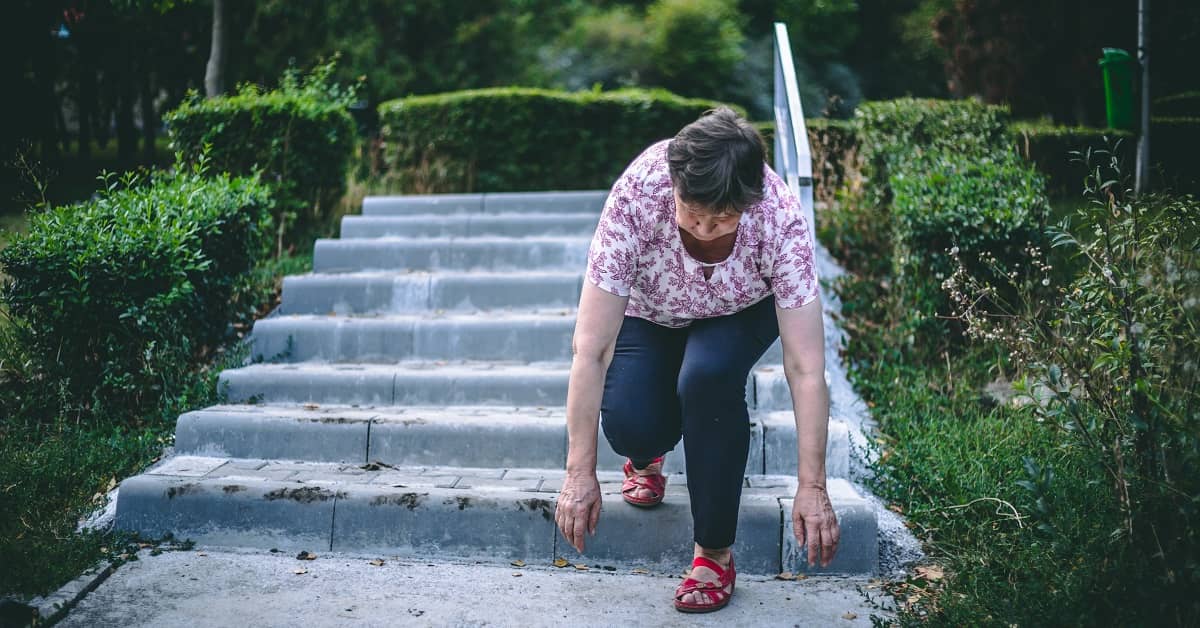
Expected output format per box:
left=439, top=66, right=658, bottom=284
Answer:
left=341, top=214, right=599, bottom=239
left=250, top=317, right=786, bottom=364
left=312, top=238, right=591, bottom=273
left=173, top=409, right=851, bottom=478
left=279, top=273, right=584, bottom=315
left=218, top=365, right=806, bottom=411
left=114, top=474, right=876, bottom=575
left=361, top=191, right=608, bottom=216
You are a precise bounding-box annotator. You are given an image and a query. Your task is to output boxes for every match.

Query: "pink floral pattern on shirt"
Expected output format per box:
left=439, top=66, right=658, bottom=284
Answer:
left=586, top=140, right=818, bottom=328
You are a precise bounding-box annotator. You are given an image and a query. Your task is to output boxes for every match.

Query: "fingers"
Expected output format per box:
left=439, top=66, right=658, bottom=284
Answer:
left=572, top=505, right=589, bottom=551
left=587, top=498, right=602, bottom=536
left=822, top=515, right=841, bottom=567
left=804, top=519, right=822, bottom=567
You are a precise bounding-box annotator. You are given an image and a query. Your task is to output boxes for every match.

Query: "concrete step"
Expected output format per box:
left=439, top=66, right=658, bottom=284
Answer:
left=250, top=313, right=577, bottom=363
left=279, top=271, right=583, bottom=315
left=252, top=312, right=787, bottom=365
left=113, top=456, right=877, bottom=575
left=172, top=405, right=852, bottom=478
left=312, top=236, right=591, bottom=273
left=340, top=213, right=599, bottom=239
left=218, top=362, right=572, bottom=407
left=218, top=361, right=830, bottom=413
left=361, top=191, right=608, bottom=216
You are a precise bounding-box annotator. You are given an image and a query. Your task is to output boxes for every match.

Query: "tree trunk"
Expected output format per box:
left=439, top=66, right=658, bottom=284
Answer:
left=204, top=0, right=226, bottom=98
left=116, top=40, right=137, bottom=164
left=78, top=30, right=96, bottom=160
left=140, top=51, right=157, bottom=163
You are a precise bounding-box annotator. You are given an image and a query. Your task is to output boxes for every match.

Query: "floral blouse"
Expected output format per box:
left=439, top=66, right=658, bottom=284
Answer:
left=585, top=139, right=819, bottom=328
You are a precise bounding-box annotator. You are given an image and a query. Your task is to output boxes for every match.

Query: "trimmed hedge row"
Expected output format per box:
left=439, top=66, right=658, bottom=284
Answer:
left=0, top=171, right=273, bottom=415
left=848, top=99, right=1050, bottom=345
left=377, top=87, right=731, bottom=192
left=1010, top=121, right=1134, bottom=198
left=166, top=74, right=357, bottom=245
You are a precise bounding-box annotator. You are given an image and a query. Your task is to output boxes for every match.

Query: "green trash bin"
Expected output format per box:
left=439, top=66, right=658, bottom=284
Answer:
left=1099, top=47, right=1136, bottom=131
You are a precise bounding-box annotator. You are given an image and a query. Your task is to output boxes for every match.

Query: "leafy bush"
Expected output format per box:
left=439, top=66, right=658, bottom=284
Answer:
left=0, top=167, right=273, bottom=418
left=165, top=59, right=358, bottom=248
left=377, top=87, right=733, bottom=192
left=1010, top=121, right=1134, bottom=198
left=943, top=150, right=1200, bottom=624
left=754, top=118, right=861, bottom=211
left=644, top=0, right=745, bottom=99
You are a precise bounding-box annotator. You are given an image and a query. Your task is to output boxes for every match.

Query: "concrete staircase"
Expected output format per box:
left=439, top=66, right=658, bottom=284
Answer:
left=113, top=191, right=879, bottom=576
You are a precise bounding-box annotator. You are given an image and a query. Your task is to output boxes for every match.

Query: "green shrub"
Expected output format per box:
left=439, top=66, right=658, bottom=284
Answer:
left=942, top=156, right=1200, bottom=625
left=0, top=168, right=273, bottom=418
left=166, top=60, right=357, bottom=247
left=1010, top=120, right=1134, bottom=198
left=377, top=87, right=732, bottom=193
left=644, top=0, right=745, bottom=99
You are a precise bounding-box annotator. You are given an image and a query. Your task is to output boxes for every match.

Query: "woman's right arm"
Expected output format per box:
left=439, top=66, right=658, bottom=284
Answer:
left=555, top=281, right=629, bottom=553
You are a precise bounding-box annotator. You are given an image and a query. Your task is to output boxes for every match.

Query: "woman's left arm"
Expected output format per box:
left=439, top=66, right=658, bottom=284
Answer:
left=776, top=296, right=841, bottom=568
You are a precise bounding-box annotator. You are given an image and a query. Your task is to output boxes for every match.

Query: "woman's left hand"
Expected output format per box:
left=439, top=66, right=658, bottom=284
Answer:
left=792, top=484, right=840, bottom=568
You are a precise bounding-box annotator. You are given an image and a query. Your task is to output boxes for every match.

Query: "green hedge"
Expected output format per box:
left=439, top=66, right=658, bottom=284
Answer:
left=1152, top=116, right=1200, bottom=193
left=1010, top=121, right=1134, bottom=198
left=0, top=170, right=273, bottom=416
left=1154, top=91, right=1200, bottom=117
left=754, top=118, right=860, bottom=209
left=377, top=87, right=731, bottom=192
left=166, top=64, right=357, bottom=245
left=842, top=99, right=1048, bottom=348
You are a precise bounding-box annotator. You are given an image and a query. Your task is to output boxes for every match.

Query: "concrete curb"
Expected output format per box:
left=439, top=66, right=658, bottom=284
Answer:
left=24, top=560, right=116, bottom=627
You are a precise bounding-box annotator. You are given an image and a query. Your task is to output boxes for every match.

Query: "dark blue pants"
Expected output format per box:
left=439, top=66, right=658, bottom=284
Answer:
left=600, top=295, right=780, bottom=549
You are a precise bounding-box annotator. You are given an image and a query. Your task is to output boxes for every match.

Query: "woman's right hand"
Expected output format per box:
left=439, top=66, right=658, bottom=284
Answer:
left=555, top=471, right=603, bottom=553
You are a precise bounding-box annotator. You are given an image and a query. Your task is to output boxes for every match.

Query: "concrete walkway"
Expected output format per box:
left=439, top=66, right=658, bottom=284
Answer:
left=56, top=547, right=895, bottom=627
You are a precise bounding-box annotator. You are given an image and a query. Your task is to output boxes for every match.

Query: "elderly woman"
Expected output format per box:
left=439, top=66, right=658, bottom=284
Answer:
left=554, top=107, right=841, bottom=613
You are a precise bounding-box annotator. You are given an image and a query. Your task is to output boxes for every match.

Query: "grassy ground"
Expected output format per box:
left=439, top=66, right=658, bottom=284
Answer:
left=828, top=207, right=1177, bottom=625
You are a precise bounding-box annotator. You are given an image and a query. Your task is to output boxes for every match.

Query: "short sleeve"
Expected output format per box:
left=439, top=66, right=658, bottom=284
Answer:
left=764, top=183, right=818, bottom=309
left=585, top=169, right=640, bottom=297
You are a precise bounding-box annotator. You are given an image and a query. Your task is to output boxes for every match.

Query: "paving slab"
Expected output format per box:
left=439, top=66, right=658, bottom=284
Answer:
left=55, top=547, right=892, bottom=628
left=312, top=236, right=591, bottom=273
left=340, top=213, right=599, bottom=239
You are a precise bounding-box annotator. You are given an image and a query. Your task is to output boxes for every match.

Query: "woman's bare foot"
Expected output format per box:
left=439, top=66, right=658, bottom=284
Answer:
left=679, top=544, right=733, bottom=607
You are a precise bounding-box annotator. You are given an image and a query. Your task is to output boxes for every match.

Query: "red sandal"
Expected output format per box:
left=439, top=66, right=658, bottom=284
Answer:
left=621, top=457, right=666, bottom=507
left=674, top=554, right=736, bottom=613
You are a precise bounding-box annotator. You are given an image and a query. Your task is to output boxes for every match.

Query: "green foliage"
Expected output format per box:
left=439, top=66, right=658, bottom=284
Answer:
left=0, top=168, right=272, bottom=419
left=377, top=87, right=733, bottom=193
left=1010, top=121, right=1134, bottom=198
left=941, top=148, right=1200, bottom=624
left=549, top=6, right=653, bottom=91
left=165, top=59, right=358, bottom=246
left=826, top=98, right=1049, bottom=353
left=644, top=0, right=746, bottom=99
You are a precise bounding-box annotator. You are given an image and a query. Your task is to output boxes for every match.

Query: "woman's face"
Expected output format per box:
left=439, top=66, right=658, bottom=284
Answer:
left=673, top=190, right=740, bottom=241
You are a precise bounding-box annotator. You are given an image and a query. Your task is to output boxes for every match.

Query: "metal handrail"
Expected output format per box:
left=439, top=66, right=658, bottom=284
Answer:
left=773, top=22, right=816, bottom=248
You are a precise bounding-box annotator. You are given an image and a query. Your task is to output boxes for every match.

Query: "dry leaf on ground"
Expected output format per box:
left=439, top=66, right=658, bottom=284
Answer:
left=775, top=572, right=797, bottom=581
left=368, top=559, right=385, bottom=567
left=842, top=612, right=858, bottom=620
left=573, top=564, right=589, bottom=571
left=553, top=558, right=569, bottom=568
left=296, top=550, right=317, bottom=560
left=915, top=565, right=944, bottom=581
left=293, top=568, right=308, bottom=575
left=632, top=568, right=649, bottom=574
left=510, top=560, right=526, bottom=567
